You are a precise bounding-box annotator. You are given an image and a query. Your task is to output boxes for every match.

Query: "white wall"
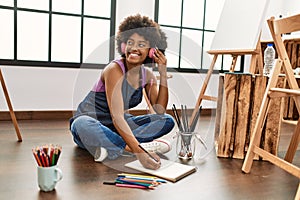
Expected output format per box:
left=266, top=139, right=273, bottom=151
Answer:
left=0, top=65, right=218, bottom=111
left=116, top=0, right=154, bottom=25
left=259, top=0, right=300, bottom=41
left=242, top=0, right=300, bottom=71
left=1, top=0, right=299, bottom=111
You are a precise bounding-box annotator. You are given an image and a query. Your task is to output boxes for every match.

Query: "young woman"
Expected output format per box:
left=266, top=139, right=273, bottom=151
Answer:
left=70, top=14, right=175, bottom=170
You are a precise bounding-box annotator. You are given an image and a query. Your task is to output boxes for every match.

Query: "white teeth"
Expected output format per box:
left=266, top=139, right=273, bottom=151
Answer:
left=130, top=53, right=139, bottom=57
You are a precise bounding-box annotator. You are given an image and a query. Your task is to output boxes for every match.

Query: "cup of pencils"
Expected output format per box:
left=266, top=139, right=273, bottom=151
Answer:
left=176, top=131, right=197, bottom=159
left=172, top=104, right=202, bottom=160
left=32, top=144, right=63, bottom=192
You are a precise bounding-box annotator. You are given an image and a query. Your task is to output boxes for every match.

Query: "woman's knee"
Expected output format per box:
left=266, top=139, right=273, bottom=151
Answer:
left=72, top=115, right=97, bottom=132
left=164, top=114, right=175, bottom=129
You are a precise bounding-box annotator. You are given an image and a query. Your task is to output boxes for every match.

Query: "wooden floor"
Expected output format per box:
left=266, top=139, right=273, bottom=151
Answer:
left=0, top=116, right=299, bottom=200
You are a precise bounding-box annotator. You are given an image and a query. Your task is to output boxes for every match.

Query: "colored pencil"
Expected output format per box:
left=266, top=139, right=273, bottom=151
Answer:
left=117, top=174, right=167, bottom=183
left=103, top=172, right=168, bottom=190
left=116, top=178, right=155, bottom=188
left=118, top=173, right=158, bottom=179
left=49, top=145, right=54, bottom=166
left=32, top=144, right=62, bottom=167
left=103, top=181, right=151, bottom=189
left=119, top=178, right=160, bottom=185
left=32, top=149, right=42, bottom=166
left=115, top=183, right=150, bottom=189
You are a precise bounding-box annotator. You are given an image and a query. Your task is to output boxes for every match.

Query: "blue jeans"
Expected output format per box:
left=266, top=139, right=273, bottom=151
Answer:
left=70, top=113, right=175, bottom=160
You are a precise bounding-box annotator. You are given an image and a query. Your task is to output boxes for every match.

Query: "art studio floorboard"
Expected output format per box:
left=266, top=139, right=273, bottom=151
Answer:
left=0, top=116, right=298, bottom=200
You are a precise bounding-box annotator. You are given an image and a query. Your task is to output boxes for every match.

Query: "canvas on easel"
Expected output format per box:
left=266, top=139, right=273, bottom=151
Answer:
left=189, top=0, right=270, bottom=124
left=190, top=0, right=270, bottom=124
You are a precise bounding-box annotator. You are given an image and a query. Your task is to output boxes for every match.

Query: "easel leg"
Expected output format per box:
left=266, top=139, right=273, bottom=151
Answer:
left=0, top=69, right=22, bottom=142
left=249, top=54, right=258, bottom=74
left=189, top=54, right=218, bottom=126
left=242, top=96, right=271, bottom=172
left=242, top=60, right=283, bottom=173
left=229, top=55, right=238, bottom=72
left=190, top=53, right=242, bottom=125
left=284, top=117, right=300, bottom=162
left=295, top=183, right=300, bottom=200
left=249, top=39, right=263, bottom=74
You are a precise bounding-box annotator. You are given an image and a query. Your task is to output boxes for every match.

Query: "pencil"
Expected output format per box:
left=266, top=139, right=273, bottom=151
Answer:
left=118, top=173, right=159, bottom=179
left=39, top=149, right=46, bottom=167
left=49, top=145, right=54, bottom=166
left=32, top=144, right=62, bottom=167
left=43, top=144, right=48, bottom=155
left=119, top=178, right=160, bottom=186
left=103, top=181, right=151, bottom=189
left=118, top=174, right=167, bottom=183
left=116, top=183, right=151, bottom=189
left=32, top=149, right=42, bottom=166
left=54, top=146, right=62, bottom=165
left=52, top=149, right=57, bottom=166
left=138, top=144, right=159, bottom=163
left=116, top=178, right=155, bottom=188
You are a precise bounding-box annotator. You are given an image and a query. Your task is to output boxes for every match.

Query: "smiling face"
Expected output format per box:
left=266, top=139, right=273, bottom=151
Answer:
left=125, top=33, right=150, bottom=66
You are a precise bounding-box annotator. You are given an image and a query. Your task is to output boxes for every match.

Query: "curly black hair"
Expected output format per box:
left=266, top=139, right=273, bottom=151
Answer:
left=116, top=14, right=167, bottom=57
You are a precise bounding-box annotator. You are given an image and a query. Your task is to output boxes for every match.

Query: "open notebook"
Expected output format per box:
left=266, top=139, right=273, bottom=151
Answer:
left=125, top=158, right=197, bottom=182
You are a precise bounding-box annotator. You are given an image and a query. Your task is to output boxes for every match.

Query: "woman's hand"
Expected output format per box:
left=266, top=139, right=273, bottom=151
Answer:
left=136, top=151, right=161, bottom=170
left=153, top=48, right=167, bottom=77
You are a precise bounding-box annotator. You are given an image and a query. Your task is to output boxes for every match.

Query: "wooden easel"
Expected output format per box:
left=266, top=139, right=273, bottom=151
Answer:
left=242, top=14, right=300, bottom=200
left=189, top=42, right=262, bottom=126
left=188, top=0, right=270, bottom=126
left=0, top=68, right=22, bottom=142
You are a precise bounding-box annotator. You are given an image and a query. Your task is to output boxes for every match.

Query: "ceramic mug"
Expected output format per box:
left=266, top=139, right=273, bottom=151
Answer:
left=37, top=165, right=63, bottom=192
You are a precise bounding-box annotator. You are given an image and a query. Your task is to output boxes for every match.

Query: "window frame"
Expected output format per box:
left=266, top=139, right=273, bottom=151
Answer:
left=0, top=0, right=116, bottom=69
left=154, top=0, right=244, bottom=73
left=0, top=0, right=245, bottom=72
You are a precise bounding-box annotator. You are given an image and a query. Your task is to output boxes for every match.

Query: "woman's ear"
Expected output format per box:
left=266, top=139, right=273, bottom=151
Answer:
left=121, top=42, right=126, bottom=54
left=148, top=48, right=155, bottom=58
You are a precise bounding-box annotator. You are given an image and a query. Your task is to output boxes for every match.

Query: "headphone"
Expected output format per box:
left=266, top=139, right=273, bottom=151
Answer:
left=121, top=42, right=155, bottom=58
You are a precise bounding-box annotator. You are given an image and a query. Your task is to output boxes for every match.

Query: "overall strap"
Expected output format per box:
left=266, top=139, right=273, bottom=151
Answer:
left=141, top=65, right=147, bottom=88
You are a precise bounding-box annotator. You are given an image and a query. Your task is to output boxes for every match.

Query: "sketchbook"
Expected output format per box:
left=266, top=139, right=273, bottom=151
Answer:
left=125, top=158, right=197, bottom=182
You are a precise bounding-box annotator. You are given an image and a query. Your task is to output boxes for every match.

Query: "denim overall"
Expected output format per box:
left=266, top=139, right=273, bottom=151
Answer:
left=70, top=59, right=175, bottom=160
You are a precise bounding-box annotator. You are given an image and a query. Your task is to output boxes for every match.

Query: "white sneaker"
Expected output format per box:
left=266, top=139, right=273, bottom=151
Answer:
left=140, top=139, right=172, bottom=154
left=94, top=147, right=108, bottom=162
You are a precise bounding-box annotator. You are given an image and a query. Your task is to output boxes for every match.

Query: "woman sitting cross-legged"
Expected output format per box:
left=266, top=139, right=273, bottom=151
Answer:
left=70, top=14, right=175, bottom=170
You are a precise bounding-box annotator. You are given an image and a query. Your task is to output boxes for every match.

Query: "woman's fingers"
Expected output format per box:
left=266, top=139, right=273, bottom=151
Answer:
left=154, top=49, right=166, bottom=65
left=137, top=152, right=161, bottom=170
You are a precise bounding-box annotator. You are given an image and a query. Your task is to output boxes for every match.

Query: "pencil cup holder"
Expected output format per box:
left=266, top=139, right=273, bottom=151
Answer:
left=37, top=165, right=63, bottom=192
left=176, top=132, right=197, bottom=159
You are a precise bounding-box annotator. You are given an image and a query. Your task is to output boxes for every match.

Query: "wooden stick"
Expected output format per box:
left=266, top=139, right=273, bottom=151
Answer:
left=0, top=68, right=22, bottom=141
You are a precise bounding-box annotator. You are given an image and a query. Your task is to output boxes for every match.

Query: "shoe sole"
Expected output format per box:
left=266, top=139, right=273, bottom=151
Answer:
left=153, top=139, right=171, bottom=154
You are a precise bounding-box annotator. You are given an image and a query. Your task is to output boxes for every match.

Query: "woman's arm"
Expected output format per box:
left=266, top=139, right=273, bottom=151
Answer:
left=103, top=63, right=161, bottom=169
left=145, top=49, right=169, bottom=114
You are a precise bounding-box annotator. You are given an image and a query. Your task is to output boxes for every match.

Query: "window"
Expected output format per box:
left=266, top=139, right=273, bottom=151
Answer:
left=0, top=8, right=14, bottom=59
left=156, top=0, right=240, bottom=72
left=0, top=0, right=116, bottom=68
left=17, top=11, right=49, bottom=61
